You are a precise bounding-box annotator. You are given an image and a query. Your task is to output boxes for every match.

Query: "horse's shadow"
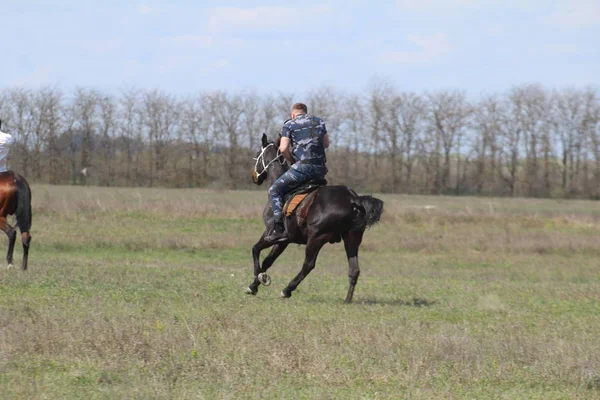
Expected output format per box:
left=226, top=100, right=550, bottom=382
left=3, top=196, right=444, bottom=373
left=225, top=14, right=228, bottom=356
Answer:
left=356, top=297, right=437, bottom=307
left=305, top=296, right=437, bottom=307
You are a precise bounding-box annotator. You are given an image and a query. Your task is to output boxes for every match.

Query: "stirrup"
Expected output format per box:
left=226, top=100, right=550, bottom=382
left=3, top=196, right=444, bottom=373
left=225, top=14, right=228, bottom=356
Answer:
left=265, top=226, right=288, bottom=243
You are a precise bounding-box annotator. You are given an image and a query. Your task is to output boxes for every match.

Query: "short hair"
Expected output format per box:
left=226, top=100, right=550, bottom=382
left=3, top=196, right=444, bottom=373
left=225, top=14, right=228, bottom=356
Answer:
left=292, top=103, right=308, bottom=114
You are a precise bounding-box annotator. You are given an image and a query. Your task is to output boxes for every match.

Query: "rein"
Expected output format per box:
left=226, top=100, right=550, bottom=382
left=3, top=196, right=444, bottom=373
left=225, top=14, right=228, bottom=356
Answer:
left=253, top=143, right=286, bottom=178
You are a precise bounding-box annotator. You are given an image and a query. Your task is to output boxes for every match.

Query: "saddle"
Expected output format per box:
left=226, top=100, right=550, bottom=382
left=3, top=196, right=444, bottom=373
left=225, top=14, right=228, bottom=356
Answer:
left=282, top=179, right=327, bottom=217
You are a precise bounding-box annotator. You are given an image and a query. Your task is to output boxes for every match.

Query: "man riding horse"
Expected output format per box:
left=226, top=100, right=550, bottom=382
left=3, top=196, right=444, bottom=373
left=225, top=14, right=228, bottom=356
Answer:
left=249, top=109, right=383, bottom=301
left=265, top=103, right=330, bottom=242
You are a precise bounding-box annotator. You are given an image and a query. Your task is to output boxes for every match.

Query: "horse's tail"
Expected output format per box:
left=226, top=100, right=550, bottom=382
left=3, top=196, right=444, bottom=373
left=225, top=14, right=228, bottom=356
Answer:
left=15, top=174, right=32, bottom=233
left=351, top=195, right=384, bottom=231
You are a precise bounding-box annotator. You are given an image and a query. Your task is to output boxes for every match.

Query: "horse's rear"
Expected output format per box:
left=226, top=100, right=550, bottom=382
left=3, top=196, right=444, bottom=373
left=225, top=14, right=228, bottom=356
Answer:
left=0, top=171, right=32, bottom=270
left=305, top=186, right=383, bottom=235
left=286, top=185, right=383, bottom=302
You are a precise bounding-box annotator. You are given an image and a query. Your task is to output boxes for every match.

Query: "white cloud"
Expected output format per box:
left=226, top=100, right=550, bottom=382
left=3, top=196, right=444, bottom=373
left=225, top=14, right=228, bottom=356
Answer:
left=546, top=1, right=600, bottom=26
left=199, top=58, right=229, bottom=74
left=206, top=5, right=331, bottom=31
left=543, top=43, right=581, bottom=56
left=162, top=35, right=214, bottom=48
left=377, top=34, right=453, bottom=65
left=223, top=38, right=248, bottom=48
left=158, top=35, right=249, bottom=51
left=396, top=0, right=549, bottom=14
left=485, top=23, right=506, bottom=37
left=158, top=57, right=188, bottom=72
left=10, top=65, right=56, bottom=87
left=123, top=59, right=141, bottom=78
left=59, top=39, right=121, bottom=55
left=396, top=0, right=478, bottom=12
left=155, top=56, right=228, bottom=74
left=137, top=4, right=152, bottom=15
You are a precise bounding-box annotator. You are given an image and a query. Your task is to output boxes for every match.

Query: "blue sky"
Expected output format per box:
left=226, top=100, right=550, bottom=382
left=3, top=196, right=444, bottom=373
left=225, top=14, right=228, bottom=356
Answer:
left=3, top=0, right=599, bottom=96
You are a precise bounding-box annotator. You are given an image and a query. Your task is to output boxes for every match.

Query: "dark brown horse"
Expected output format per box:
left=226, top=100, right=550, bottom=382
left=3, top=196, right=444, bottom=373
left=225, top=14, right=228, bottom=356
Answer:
left=0, top=171, right=32, bottom=270
left=246, top=134, right=383, bottom=303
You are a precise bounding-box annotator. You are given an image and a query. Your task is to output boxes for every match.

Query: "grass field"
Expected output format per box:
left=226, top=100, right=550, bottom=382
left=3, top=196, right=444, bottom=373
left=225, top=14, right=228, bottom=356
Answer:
left=1, top=185, right=600, bottom=399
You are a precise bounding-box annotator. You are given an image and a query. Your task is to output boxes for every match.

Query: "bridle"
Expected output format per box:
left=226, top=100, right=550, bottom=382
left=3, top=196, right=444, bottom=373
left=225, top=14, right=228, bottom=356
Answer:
left=253, top=143, right=286, bottom=179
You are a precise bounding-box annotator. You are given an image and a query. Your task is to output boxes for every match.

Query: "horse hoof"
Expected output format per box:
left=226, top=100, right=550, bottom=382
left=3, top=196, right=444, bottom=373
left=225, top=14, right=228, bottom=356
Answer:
left=7, top=263, right=13, bottom=270
left=258, top=273, right=271, bottom=286
left=245, top=287, right=257, bottom=295
left=280, top=291, right=291, bottom=299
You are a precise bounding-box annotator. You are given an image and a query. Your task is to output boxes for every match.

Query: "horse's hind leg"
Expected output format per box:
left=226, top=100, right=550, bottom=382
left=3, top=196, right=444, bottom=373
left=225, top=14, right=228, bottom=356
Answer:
left=342, top=230, right=364, bottom=304
left=280, top=234, right=330, bottom=299
left=21, top=232, right=31, bottom=271
left=0, top=217, right=16, bottom=269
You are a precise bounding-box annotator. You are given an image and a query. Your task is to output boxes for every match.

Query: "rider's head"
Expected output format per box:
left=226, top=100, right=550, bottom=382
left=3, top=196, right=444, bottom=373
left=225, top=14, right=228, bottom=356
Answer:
left=291, top=103, right=308, bottom=119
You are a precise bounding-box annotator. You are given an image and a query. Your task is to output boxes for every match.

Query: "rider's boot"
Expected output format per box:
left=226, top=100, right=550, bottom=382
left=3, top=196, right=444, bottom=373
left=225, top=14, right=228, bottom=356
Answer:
left=265, top=220, right=288, bottom=243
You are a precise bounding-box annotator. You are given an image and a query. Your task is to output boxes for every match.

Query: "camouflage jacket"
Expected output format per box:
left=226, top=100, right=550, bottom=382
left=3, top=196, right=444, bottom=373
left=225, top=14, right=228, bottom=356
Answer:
left=281, top=114, right=327, bottom=163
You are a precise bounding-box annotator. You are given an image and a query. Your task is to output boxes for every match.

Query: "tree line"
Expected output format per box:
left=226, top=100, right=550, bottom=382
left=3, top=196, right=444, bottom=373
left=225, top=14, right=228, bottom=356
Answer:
left=1, top=82, right=599, bottom=198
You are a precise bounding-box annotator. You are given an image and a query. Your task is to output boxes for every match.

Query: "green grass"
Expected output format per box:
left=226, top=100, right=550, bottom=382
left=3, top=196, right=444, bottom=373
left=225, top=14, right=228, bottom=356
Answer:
left=1, top=186, right=600, bottom=399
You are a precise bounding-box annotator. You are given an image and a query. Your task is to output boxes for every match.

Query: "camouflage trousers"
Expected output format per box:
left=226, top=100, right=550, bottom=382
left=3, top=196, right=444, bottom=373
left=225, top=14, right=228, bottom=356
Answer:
left=268, top=163, right=327, bottom=223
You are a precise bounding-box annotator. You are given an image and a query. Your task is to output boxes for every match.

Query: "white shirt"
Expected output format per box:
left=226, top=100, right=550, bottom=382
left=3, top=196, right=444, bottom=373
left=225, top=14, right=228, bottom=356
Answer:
left=0, top=130, right=14, bottom=173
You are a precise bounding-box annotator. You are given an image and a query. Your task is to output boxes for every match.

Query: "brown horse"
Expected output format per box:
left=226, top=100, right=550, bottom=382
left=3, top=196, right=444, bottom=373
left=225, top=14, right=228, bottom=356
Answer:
left=0, top=171, right=32, bottom=270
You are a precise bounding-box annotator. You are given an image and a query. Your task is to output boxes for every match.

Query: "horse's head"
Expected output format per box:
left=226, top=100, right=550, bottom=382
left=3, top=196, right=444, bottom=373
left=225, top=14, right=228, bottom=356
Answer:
left=252, top=133, right=285, bottom=185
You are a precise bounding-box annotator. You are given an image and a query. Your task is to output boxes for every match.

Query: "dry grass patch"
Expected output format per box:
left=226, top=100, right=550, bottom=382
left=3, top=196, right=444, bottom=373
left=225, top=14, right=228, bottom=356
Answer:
left=0, top=187, right=599, bottom=398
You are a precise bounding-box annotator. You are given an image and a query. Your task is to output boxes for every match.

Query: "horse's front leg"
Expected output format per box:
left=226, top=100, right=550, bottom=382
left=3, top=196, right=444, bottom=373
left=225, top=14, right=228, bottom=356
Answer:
left=247, top=238, right=289, bottom=295
left=246, top=233, right=272, bottom=295
left=256, top=242, right=289, bottom=288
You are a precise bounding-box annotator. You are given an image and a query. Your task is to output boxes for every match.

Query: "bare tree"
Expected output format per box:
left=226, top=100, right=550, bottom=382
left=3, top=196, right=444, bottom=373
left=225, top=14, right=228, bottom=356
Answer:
left=509, top=84, right=552, bottom=197
left=274, top=92, right=295, bottom=119
left=240, top=92, right=276, bottom=151
left=306, top=87, right=345, bottom=183
left=343, top=94, right=368, bottom=187
left=498, top=94, right=525, bottom=196
left=428, top=90, right=471, bottom=194
left=142, top=90, right=179, bottom=186
left=473, top=95, right=503, bottom=195
left=584, top=89, right=600, bottom=197
left=365, top=81, right=390, bottom=191
left=211, top=92, right=244, bottom=188
left=118, top=88, right=142, bottom=185
left=551, top=87, right=589, bottom=196
left=181, top=94, right=214, bottom=186
left=381, top=91, right=426, bottom=193
left=98, top=94, right=116, bottom=186
left=306, top=86, right=344, bottom=140
left=34, top=87, right=63, bottom=183
left=380, top=88, right=402, bottom=192
left=72, top=88, right=100, bottom=183
left=5, top=88, right=37, bottom=175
